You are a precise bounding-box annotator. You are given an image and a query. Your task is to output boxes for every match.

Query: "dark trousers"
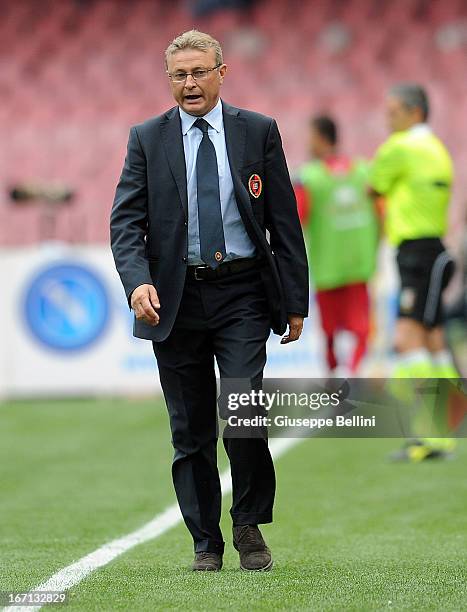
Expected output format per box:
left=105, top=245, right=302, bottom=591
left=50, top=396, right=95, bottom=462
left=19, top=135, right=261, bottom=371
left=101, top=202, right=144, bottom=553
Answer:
left=152, top=266, right=275, bottom=554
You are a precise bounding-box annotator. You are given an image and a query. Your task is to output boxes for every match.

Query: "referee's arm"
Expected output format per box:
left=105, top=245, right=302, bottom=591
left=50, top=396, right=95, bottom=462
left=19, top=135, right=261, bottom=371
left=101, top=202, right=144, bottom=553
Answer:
left=368, top=139, right=405, bottom=233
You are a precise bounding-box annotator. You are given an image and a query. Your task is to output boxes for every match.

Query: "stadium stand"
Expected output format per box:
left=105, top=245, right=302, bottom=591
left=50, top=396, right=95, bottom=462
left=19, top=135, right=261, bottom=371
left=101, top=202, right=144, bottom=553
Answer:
left=1, top=0, right=466, bottom=245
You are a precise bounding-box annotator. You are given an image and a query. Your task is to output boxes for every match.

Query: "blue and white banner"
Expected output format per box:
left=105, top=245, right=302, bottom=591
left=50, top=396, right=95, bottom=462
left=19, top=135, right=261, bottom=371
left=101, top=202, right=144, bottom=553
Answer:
left=2, top=243, right=388, bottom=398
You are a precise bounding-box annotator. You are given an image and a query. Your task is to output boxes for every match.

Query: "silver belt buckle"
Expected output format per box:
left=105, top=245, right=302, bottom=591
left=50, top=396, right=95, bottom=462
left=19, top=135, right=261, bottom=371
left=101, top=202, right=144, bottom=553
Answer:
left=194, top=265, right=209, bottom=281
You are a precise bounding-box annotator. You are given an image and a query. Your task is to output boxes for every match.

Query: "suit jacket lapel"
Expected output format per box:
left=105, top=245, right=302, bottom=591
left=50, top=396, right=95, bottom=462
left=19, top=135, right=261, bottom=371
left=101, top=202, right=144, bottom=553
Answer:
left=222, top=101, right=254, bottom=218
left=160, top=107, right=188, bottom=219
left=222, top=101, right=246, bottom=174
left=222, top=101, right=268, bottom=248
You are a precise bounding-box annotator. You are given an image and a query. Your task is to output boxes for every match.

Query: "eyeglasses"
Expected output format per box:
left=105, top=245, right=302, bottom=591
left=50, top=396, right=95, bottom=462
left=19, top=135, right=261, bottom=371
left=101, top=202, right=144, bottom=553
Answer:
left=167, top=65, right=221, bottom=83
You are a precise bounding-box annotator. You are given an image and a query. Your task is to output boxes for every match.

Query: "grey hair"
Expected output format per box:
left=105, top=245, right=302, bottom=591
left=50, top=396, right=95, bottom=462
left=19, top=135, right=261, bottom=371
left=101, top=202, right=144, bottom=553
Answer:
left=389, top=83, right=430, bottom=121
left=165, top=30, right=223, bottom=67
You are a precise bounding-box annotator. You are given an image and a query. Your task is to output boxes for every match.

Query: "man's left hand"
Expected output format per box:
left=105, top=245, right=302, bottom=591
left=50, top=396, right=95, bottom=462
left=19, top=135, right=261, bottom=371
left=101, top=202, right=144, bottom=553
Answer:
left=280, top=314, right=304, bottom=344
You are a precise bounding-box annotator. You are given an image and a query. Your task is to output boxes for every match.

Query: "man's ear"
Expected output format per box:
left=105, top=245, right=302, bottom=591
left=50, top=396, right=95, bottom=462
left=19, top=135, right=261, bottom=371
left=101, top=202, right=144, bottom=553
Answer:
left=219, top=64, right=227, bottom=83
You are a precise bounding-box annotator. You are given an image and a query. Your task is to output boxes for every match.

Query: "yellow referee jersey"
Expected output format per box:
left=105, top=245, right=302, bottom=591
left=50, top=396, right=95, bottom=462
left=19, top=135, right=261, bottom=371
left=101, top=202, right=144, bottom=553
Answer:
left=370, top=124, right=453, bottom=246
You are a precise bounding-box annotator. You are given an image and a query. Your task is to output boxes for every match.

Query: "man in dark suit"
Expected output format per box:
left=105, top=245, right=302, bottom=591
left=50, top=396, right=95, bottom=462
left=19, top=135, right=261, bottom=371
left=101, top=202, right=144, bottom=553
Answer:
left=110, top=30, right=308, bottom=572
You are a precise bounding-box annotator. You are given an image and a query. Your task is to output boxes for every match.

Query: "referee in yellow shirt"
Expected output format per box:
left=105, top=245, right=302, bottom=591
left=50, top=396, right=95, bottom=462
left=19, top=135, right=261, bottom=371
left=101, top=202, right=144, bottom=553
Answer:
left=370, top=83, right=458, bottom=460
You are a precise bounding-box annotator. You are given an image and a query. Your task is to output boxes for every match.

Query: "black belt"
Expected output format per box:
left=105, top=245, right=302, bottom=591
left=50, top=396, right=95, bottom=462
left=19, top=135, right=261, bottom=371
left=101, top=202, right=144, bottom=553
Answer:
left=187, top=257, right=261, bottom=281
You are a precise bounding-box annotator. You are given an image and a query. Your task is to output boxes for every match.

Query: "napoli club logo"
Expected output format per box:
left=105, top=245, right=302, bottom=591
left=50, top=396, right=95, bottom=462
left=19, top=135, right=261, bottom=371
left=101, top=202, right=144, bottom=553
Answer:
left=248, top=174, right=262, bottom=198
left=23, top=263, right=109, bottom=352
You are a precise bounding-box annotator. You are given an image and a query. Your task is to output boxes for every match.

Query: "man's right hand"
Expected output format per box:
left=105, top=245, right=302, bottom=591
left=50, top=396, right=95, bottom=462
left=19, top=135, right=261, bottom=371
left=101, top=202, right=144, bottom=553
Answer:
left=130, top=284, right=160, bottom=326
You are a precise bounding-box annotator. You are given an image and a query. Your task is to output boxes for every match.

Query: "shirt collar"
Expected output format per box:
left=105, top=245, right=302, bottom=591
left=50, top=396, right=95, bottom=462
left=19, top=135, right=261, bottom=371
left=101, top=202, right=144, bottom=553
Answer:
left=179, top=98, right=223, bottom=135
left=409, top=123, right=432, bottom=135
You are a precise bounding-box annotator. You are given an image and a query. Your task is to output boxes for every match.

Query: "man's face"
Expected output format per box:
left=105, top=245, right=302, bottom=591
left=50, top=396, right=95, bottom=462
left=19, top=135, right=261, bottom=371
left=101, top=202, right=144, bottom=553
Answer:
left=310, top=127, right=326, bottom=159
left=386, top=95, right=420, bottom=133
left=167, top=47, right=227, bottom=116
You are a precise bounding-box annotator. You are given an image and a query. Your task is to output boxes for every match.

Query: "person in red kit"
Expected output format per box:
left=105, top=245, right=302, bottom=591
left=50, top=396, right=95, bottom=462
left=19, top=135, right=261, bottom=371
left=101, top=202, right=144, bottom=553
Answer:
left=295, top=116, right=380, bottom=375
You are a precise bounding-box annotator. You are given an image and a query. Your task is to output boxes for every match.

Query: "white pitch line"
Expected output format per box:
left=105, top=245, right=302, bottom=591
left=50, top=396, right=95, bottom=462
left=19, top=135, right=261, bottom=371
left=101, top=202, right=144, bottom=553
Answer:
left=3, top=436, right=302, bottom=612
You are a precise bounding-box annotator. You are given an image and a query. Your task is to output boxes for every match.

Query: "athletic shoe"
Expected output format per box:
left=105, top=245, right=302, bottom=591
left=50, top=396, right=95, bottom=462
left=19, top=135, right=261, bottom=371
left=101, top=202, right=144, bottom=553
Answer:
left=389, top=439, right=454, bottom=462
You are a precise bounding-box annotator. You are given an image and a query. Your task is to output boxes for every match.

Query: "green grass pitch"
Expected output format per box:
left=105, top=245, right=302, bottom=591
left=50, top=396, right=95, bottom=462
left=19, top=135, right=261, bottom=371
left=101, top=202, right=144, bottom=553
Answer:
left=1, top=397, right=466, bottom=611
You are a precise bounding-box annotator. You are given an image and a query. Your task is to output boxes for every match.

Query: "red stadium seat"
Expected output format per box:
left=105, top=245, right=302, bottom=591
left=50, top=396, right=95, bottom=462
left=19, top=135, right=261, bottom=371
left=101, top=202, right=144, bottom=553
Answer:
left=1, top=0, right=466, bottom=245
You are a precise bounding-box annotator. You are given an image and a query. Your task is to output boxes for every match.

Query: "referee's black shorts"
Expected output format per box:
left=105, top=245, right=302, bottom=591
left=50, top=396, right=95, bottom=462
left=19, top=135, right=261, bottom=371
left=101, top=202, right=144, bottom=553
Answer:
left=396, top=237, right=455, bottom=328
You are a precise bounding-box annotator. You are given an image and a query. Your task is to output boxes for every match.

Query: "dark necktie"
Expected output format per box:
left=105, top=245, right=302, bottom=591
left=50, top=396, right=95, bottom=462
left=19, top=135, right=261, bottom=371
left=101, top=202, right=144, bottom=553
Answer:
left=194, top=118, right=226, bottom=268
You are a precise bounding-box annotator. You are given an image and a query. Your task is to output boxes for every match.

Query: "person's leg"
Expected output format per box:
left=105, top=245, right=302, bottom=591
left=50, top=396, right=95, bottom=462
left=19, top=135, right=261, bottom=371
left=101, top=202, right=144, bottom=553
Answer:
left=152, top=324, right=224, bottom=555
left=390, top=241, right=457, bottom=458
left=427, top=326, right=459, bottom=378
left=206, top=267, right=274, bottom=570
left=196, top=266, right=274, bottom=528
left=425, top=246, right=458, bottom=379
left=392, top=240, right=435, bottom=376
left=422, top=257, right=459, bottom=449
left=394, top=242, right=456, bottom=374
left=213, top=282, right=274, bottom=526
left=393, top=317, right=434, bottom=377
left=325, top=334, right=338, bottom=371
left=315, top=289, right=339, bottom=372
left=344, top=283, right=370, bottom=374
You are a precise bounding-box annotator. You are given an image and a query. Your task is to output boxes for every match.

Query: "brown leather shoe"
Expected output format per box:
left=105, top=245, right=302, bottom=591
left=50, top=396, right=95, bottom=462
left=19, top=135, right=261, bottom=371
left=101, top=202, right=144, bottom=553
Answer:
left=233, top=525, right=273, bottom=571
left=192, top=552, right=223, bottom=571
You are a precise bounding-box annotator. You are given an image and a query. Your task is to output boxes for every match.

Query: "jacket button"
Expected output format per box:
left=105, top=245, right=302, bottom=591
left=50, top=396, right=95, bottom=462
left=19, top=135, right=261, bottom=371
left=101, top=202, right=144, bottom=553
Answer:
left=184, top=221, right=188, bottom=226
left=182, top=256, right=187, bottom=262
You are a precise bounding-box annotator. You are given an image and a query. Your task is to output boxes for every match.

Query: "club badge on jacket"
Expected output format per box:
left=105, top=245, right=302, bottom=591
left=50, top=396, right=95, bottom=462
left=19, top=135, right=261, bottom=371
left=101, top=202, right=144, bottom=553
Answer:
left=248, top=174, right=262, bottom=198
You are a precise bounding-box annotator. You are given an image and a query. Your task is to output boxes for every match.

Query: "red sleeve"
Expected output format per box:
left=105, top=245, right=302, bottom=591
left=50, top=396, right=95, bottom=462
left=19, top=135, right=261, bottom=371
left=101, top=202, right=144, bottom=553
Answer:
left=293, top=183, right=311, bottom=225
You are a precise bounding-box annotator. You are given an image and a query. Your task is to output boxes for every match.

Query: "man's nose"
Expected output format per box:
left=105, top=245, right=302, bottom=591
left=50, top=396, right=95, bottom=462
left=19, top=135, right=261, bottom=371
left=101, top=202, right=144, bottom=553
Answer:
left=184, top=74, right=197, bottom=87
